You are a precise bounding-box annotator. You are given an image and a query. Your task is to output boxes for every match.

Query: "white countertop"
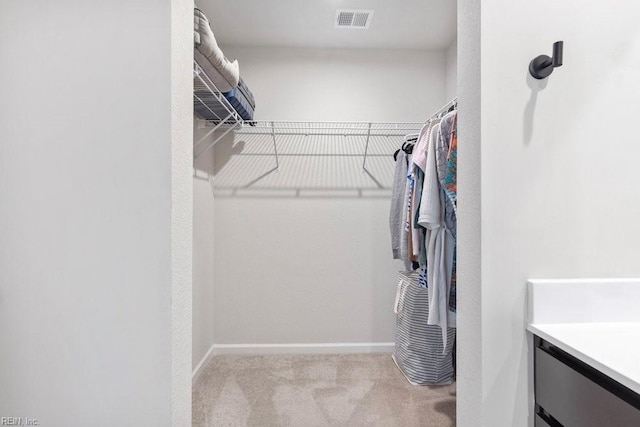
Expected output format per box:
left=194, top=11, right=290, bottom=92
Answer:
left=527, top=278, right=640, bottom=395
left=527, top=322, right=640, bottom=395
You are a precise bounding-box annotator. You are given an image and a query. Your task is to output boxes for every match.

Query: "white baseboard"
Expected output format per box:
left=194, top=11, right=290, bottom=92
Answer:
left=193, top=342, right=395, bottom=382
left=211, top=342, right=395, bottom=355
left=192, top=343, right=216, bottom=384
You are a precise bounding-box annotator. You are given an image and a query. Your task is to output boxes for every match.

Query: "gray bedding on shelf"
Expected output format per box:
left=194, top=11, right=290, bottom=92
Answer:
left=194, top=8, right=239, bottom=92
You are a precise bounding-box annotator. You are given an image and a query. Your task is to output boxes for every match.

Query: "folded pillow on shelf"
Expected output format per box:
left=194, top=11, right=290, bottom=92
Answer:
left=194, top=8, right=239, bottom=92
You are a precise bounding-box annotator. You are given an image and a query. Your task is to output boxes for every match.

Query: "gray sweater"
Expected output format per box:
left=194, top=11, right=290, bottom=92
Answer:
left=390, top=151, right=409, bottom=259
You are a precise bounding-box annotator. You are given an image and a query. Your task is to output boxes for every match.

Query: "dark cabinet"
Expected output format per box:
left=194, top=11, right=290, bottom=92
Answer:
left=534, top=336, right=640, bottom=426
left=535, top=414, right=551, bottom=427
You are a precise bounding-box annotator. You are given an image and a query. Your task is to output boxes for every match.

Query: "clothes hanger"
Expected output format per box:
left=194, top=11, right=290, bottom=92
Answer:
left=404, top=133, right=419, bottom=142
left=394, top=132, right=419, bottom=161
left=403, top=142, right=414, bottom=154
left=394, top=141, right=415, bottom=161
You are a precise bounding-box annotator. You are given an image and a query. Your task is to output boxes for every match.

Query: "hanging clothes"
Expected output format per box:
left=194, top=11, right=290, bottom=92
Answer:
left=413, top=120, right=440, bottom=289
left=440, top=112, right=458, bottom=314
left=411, top=120, right=438, bottom=263
left=389, top=98, right=458, bottom=372
left=418, top=122, right=455, bottom=349
left=443, top=115, right=458, bottom=214
left=412, top=122, right=432, bottom=172
left=405, top=160, right=416, bottom=263
left=388, top=102, right=457, bottom=300
left=436, top=111, right=457, bottom=241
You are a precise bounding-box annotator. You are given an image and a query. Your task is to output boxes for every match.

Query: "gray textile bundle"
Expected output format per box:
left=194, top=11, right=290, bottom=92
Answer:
left=194, top=8, right=240, bottom=92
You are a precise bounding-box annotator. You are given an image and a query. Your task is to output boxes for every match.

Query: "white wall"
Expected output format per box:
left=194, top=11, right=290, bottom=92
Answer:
left=171, top=0, right=194, bottom=423
left=445, top=40, right=458, bottom=100
left=226, top=47, right=446, bottom=122
left=456, top=0, right=481, bottom=425
left=192, top=133, right=216, bottom=370
left=208, top=47, right=448, bottom=350
left=462, top=0, right=640, bottom=425
left=0, top=1, right=193, bottom=425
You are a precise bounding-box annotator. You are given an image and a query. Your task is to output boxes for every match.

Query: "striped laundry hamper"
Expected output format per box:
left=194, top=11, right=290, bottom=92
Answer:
left=392, top=271, right=455, bottom=385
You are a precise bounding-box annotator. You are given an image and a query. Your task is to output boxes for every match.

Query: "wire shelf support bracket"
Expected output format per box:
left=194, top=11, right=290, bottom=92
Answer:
left=361, top=122, right=373, bottom=173
left=193, top=61, right=244, bottom=162
left=270, top=121, right=280, bottom=172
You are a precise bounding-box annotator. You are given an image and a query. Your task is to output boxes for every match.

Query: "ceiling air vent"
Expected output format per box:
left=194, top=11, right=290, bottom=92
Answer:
left=334, top=9, right=374, bottom=30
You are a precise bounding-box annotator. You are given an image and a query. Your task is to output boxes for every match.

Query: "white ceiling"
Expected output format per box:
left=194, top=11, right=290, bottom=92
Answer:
left=196, top=0, right=457, bottom=50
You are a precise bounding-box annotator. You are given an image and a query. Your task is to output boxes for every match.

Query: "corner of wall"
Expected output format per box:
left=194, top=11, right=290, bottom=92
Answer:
left=456, top=0, right=482, bottom=425
left=445, top=37, right=459, bottom=102
left=192, top=121, right=219, bottom=374
left=171, top=0, right=194, bottom=425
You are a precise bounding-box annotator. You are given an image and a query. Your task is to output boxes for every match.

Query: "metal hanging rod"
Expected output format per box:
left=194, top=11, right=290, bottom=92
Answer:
left=235, top=122, right=424, bottom=133
left=237, top=121, right=425, bottom=126
left=427, top=97, right=458, bottom=121
left=231, top=132, right=419, bottom=137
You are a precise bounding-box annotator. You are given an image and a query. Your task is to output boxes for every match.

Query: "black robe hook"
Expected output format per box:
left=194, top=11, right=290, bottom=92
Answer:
left=529, top=41, right=563, bottom=79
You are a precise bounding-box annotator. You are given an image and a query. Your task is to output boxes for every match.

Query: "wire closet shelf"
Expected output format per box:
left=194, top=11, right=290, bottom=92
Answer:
left=193, top=61, right=456, bottom=192
left=194, top=122, right=425, bottom=193
left=193, top=61, right=242, bottom=127
left=193, top=58, right=426, bottom=160
left=234, top=121, right=426, bottom=137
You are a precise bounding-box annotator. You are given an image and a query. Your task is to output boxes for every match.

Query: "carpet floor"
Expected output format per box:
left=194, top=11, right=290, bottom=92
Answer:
left=193, top=353, right=456, bottom=426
